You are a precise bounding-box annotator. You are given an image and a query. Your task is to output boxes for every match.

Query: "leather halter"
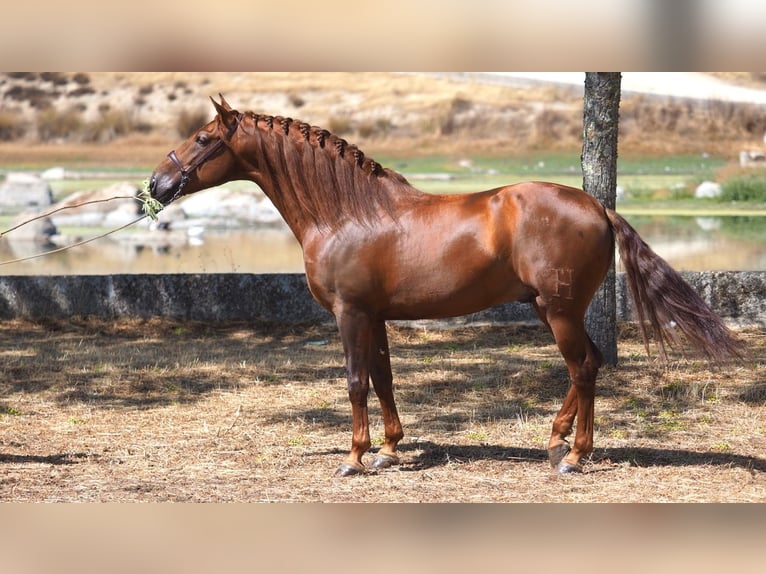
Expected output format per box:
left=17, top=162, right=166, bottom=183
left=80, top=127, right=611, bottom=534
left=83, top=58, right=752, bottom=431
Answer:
left=165, top=112, right=243, bottom=203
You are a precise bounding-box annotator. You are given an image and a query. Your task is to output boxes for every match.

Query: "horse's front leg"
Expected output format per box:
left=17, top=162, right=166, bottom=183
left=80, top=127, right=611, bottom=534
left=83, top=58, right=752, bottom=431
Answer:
left=369, top=320, right=404, bottom=470
left=335, top=309, right=373, bottom=477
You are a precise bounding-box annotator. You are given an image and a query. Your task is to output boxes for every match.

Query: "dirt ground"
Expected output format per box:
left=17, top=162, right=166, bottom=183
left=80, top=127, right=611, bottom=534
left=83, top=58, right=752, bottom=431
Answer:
left=1, top=318, right=764, bottom=502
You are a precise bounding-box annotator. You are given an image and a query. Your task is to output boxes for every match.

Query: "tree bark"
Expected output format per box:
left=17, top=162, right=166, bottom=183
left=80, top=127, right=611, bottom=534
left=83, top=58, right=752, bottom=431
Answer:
left=581, top=72, right=621, bottom=366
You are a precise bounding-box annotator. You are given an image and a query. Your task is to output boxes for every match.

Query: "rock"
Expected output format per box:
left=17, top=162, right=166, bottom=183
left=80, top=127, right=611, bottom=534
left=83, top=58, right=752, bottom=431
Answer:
left=694, top=181, right=722, bottom=199
left=14, top=181, right=287, bottom=236
left=739, top=150, right=765, bottom=167
left=695, top=217, right=722, bottom=231
left=177, top=186, right=283, bottom=226
left=40, top=166, right=66, bottom=180
left=49, top=183, right=140, bottom=227
left=5, top=212, right=57, bottom=242
left=0, top=173, right=54, bottom=212
left=104, top=201, right=143, bottom=227
left=154, top=203, right=187, bottom=226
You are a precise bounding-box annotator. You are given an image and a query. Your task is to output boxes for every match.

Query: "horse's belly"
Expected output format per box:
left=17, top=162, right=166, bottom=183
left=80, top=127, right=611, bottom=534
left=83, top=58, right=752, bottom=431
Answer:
left=381, top=265, right=531, bottom=320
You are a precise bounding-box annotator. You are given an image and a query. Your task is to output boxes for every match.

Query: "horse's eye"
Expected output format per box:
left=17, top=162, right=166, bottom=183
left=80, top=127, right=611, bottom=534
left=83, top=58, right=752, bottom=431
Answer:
left=195, top=133, right=210, bottom=145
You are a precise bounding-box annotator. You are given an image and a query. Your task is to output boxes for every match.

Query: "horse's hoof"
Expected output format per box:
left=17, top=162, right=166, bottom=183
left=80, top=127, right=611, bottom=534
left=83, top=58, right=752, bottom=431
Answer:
left=335, top=463, right=365, bottom=477
left=556, top=461, right=583, bottom=475
left=547, top=442, right=571, bottom=468
left=371, top=453, right=399, bottom=470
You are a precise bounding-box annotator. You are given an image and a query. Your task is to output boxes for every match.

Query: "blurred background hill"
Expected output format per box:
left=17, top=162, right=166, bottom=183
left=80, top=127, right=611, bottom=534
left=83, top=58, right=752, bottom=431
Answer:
left=2, top=72, right=766, bottom=168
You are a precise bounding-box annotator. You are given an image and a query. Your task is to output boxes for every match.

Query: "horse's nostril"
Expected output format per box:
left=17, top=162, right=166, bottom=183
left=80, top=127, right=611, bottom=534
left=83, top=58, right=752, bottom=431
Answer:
left=149, top=175, right=157, bottom=193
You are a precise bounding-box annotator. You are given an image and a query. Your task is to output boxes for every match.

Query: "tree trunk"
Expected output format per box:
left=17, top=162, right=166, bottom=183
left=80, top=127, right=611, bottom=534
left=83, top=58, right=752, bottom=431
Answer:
left=581, top=72, right=621, bottom=366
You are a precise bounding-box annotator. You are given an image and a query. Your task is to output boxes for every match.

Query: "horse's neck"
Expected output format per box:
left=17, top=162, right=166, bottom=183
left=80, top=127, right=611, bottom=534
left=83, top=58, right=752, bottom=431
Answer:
left=238, top=129, right=416, bottom=242
left=232, top=132, right=308, bottom=241
left=248, top=174, right=313, bottom=243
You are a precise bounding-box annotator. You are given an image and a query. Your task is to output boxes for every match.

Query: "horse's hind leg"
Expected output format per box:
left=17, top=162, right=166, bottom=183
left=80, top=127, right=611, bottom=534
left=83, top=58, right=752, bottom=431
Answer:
left=547, top=385, right=579, bottom=469
left=538, top=301, right=603, bottom=473
left=533, top=301, right=578, bottom=468
left=369, top=321, right=404, bottom=470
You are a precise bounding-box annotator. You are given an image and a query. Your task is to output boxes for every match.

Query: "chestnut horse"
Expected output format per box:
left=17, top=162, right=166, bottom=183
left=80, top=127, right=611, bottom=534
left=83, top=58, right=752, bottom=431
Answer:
left=149, top=96, right=741, bottom=476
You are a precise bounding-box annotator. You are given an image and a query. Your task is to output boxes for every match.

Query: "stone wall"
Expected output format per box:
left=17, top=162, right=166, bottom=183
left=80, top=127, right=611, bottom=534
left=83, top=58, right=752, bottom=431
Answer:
left=0, top=272, right=764, bottom=327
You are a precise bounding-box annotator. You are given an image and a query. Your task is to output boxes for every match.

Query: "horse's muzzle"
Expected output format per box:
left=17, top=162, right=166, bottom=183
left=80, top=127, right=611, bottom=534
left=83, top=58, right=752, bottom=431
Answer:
left=148, top=175, right=158, bottom=196
left=147, top=172, right=167, bottom=204
left=147, top=171, right=179, bottom=205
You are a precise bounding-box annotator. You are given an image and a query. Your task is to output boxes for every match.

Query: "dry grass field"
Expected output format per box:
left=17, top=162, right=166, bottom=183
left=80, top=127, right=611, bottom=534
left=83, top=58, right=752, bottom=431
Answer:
left=1, top=318, right=764, bottom=502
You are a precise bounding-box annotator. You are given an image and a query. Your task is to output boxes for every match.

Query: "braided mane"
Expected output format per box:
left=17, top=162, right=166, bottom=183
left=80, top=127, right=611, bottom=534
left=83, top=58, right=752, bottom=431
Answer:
left=239, top=112, right=417, bottom=230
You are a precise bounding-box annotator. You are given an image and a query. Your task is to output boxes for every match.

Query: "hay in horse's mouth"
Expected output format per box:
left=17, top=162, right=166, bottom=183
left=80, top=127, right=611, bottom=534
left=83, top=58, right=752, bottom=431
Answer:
left=139, top=179, right=165, bottom=221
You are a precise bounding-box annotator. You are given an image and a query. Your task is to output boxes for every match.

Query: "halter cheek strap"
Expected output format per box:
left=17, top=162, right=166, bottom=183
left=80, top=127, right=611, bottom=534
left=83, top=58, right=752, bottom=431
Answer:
left=167, top=150, right=186, bottom=175
left=165, top=112, right=243, bottom=204
left=166, top=150, right=191, bottom=203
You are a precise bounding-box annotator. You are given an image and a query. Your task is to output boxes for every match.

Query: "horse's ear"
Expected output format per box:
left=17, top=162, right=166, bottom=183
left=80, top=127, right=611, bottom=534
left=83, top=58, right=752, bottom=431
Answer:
left=211, top=95, right=233, bottom=116
left=211, top=95, right=237, bottom=130
left=218, top=93, right=233, bottom=111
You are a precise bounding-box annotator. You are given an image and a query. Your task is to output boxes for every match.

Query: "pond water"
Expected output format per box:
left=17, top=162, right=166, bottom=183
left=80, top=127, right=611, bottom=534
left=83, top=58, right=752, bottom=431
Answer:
left=623, top=214, right=766, bottom=272
left=0, top=215, right=764, bottom=275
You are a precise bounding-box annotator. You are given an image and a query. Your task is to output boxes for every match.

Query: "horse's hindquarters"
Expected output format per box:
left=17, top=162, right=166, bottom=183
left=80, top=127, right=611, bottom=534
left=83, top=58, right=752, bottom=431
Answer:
left=510, top=183, right=614, bottom=317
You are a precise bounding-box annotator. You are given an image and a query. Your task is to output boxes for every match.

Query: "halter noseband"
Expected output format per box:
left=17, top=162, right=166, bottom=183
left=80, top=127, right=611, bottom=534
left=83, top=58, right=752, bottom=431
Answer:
left=165, top=112, right=243, bottom=204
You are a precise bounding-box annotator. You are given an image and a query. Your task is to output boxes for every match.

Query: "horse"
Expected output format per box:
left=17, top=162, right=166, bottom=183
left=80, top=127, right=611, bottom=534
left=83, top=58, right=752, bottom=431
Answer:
left=149, top=95, right=742, bottom=476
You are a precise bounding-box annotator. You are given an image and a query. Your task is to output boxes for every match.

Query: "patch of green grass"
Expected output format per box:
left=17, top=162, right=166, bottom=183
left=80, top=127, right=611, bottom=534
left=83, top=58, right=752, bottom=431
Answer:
left=720, top=172, right=766, bottom=202
left=661, top=378, right=718, bottom=403
left=388, top=153, right=739, bottom=203
left=624, top=398, right=650, bottom=419
left=618, top=155, right=726, bottom=176
left=618, top=203, right=766, bottom=216
left=466, top=429, right=489, bottom=442
left=647, top=409, right=687, bottom=432
left=516, top=399, right=533, bottom=411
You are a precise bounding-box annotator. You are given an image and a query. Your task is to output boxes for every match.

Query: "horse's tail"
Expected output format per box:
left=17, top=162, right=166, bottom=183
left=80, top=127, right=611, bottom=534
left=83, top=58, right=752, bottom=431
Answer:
left=605, top=208, right=743, bottom=362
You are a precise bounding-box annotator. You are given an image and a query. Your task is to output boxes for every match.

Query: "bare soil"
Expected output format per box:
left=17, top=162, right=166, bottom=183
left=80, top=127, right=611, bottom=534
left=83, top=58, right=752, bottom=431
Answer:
left=1, top=318, right=764, bottom=502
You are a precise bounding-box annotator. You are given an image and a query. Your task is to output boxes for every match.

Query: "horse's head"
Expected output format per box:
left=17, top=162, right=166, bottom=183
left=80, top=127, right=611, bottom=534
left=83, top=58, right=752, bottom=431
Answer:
left=149, top=94, right=244, bottom=205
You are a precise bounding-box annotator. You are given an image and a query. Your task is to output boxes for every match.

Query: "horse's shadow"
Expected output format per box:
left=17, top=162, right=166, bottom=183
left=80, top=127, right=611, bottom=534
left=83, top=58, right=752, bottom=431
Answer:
left=318, top=441, right=766, bottom=473
left=0, top=452, right=90, bottom=465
